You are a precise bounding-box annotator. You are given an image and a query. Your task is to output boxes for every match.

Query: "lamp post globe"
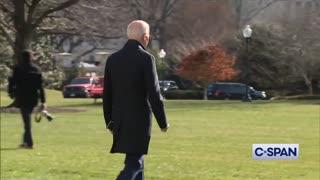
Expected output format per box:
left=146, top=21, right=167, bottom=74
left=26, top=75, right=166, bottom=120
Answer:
left=158, top=48, right=166, bottom=75
left=159, top=49, right=166, bottom=58
left=242, top=25, right=252, bottom=102
left=243, top=25, right=252, bottom=38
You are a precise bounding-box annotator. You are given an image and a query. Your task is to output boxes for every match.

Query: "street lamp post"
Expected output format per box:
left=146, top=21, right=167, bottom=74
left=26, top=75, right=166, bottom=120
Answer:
left=159, top=49, right=166, bottom=63
left=242, top=25, right=252, bottom=102
left=158, top=49, right=167, bottom=78
left=158, top=49, right=166, bottom=95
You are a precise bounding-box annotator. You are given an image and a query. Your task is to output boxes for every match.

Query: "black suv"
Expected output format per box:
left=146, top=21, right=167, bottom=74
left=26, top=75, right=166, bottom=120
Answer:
left=207, top=82, right=267, bottom=100
left=159, top=80, right=179, bottom=92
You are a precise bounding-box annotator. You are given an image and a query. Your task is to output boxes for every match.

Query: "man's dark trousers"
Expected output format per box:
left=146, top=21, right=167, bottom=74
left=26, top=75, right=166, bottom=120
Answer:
left=117, top=154, right=144, bottom=180
left=20, top=107, right=34, bottom=147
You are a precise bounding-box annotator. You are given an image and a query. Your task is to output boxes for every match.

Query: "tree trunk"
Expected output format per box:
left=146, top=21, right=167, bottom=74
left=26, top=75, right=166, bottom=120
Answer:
left=303, top=74, right=313, bottom=95
left=203, top=87, right=208, bottom=100
left=307, top=82, right=313, bottom=95
left=14, top=30, right=33, bottom=64
left=280, top=79, right=285, bottom=96
left=13, top=0, right=33, bottom=64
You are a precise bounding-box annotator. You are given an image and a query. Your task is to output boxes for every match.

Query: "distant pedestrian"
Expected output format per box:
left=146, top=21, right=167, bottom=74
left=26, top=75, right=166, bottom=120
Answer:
left=103, top=20, right=170, bottom=180
left=8, top=50, right=46, bottom=149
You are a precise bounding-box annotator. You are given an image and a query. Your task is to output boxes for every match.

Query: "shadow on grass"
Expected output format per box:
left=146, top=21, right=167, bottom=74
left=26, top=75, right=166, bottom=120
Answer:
left=253, top=100, right=320, bottom=106
left=0, top=106, right=85, bottom=114
left=0, top=147, right=21, bottom=151
left=56, top=100, right=319, bottom=112
left=58, top=102, right=103, bottom=108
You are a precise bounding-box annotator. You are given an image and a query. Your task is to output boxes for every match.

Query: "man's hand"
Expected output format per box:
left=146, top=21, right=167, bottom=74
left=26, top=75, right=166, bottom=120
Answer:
left=161, top=124, right=170, bottom=132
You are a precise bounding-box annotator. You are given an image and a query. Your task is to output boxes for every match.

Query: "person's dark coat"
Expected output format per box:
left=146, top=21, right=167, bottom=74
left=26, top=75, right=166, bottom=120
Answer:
left=103, top=40, right=168, bottom=155
left=9, top=62, right=45, bottom=108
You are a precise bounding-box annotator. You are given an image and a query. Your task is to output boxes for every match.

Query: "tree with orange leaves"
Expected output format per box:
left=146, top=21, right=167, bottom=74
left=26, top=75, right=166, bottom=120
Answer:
left=177, top=45, right=238, bottom=99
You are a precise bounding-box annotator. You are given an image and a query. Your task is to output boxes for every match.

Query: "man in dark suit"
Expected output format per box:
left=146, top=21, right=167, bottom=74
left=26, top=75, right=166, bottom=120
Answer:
left=103, top=20, right=169, bottom=180
left=8, top=50, right=46, bottom=149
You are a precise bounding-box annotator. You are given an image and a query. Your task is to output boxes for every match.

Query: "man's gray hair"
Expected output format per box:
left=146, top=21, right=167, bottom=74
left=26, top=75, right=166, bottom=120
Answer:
left=127, top=20, right=150, bottom=39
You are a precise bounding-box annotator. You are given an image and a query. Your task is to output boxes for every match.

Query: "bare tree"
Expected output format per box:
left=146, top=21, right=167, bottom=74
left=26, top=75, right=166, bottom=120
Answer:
left=236, top=0, right=320, bottom=94
left=171, top=0, right=236, bottom=56
left=47, top=0, right=125, bottom=63
left=230, top=0, right=289, bottom=28
left=0, top=0, right=81, bottom=63
left=119, top=0, right=179, bottom=50
left=0, top=0, right=125, bottom=64
left=279, top=1, right=320, bottom=94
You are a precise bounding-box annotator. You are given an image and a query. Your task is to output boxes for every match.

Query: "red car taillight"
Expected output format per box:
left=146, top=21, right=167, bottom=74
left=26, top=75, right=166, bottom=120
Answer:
left=214, top=90, right=221, bottom=96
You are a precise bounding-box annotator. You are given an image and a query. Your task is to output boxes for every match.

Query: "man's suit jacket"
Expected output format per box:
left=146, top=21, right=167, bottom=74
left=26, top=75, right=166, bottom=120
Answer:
left=9, top=62, right=45, bottom=108
left=103, top=40, right=168, bottom=155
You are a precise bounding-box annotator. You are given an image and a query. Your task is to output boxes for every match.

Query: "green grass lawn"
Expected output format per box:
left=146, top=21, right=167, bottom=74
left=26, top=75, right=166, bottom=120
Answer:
left=1, top=90, right=319, bottom=180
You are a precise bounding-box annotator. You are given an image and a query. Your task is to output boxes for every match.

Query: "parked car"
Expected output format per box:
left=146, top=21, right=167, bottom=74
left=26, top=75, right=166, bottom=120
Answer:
left=90, top=76, right=104, bottom=98
left=63, top=76, right=103, bottom=98
left=207, top=82, right=267, bottom=100
left=159, top=80, right=179, bottom=92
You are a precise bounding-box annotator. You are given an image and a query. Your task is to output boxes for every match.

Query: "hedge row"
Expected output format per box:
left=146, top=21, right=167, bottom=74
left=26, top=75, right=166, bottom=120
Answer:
left=164, top=90, right=204, bottom=99
left=163, top=90, right=320, bottom=100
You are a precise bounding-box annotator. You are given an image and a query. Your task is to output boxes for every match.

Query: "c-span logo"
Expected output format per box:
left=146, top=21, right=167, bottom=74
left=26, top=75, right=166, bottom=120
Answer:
left=252, top=144, right=299, bottom=160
